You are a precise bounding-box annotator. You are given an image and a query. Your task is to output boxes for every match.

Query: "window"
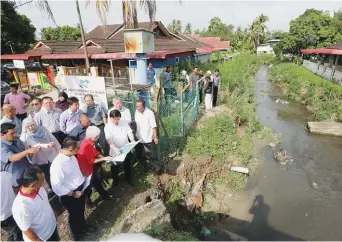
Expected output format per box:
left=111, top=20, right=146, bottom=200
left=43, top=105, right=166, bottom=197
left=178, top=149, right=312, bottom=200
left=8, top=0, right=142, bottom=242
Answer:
left=175, top=57, right=179, bottom=64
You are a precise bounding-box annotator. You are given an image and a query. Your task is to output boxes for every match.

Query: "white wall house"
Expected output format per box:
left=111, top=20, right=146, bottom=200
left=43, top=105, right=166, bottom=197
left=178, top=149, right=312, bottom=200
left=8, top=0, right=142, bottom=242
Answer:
left=257, top=39, right=281, bottom=56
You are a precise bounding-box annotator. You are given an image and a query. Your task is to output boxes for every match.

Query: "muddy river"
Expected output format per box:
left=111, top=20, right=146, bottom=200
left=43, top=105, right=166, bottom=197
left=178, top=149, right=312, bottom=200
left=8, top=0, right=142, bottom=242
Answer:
left=211, top=65, right=342, bottom=241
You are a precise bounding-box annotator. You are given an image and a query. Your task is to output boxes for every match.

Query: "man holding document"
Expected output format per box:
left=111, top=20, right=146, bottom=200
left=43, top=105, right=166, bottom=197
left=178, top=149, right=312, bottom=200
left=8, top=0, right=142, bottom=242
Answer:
left=105, top=110, right=135, bottom=186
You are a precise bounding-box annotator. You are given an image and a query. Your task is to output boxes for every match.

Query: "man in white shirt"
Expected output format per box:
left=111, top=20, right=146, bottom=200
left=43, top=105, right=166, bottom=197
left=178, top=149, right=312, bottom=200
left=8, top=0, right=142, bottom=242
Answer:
left=34, top=96, right=65, bottom=145
left=134, top=99, right=158, bottom=172
left=108, top=96, right=132, bottom=123
left=12, top=166, right=58, bottom=241
left=105, top=109, right=135, bottom=186
left=0, top=170, right=22, bottom=241
left=50, top=137, right=95, bottom=240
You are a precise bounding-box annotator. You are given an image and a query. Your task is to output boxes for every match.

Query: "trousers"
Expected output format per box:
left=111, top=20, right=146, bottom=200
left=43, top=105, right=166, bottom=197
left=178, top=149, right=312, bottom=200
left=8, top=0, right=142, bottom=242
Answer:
left=0, top=215, right=22, bottom=241
left=59, top=192, right=86, bottom=239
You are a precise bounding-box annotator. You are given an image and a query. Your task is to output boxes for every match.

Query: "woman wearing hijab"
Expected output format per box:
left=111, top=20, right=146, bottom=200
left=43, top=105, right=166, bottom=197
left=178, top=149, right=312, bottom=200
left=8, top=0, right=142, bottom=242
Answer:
left=55, top=91, right=69, bottom=111
left=20, top=117, right=61, bottom=188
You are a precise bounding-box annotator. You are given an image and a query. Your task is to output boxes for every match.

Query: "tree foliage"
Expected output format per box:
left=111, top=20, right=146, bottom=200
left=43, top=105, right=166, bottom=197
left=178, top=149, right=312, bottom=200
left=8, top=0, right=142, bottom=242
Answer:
left=167, top=19, right=182, bottom=33
left=276, top=9, right=342, bottom=55
left=200, top=17, right=234, bottom=41
left=184, top=23, right=192, bottom=34
left=1, top=1, right=36, bottom=54
left=40, top=25, right=82, bottom=41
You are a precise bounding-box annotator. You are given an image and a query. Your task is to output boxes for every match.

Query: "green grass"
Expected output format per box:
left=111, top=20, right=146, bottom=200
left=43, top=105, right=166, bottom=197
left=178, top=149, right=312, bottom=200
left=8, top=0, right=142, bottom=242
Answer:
left=184, top=54, right=276, bottom=191
left=144, top=223, right=199, bottom=241
left=269, top=62, right=342, bottom=121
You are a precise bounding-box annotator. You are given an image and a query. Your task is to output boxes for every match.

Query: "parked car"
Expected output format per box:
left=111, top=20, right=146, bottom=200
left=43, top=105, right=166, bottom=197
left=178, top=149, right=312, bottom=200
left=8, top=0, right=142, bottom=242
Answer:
left=1, top=81, right=11, bottom=106
left=2, top=63, right=14, bottom=71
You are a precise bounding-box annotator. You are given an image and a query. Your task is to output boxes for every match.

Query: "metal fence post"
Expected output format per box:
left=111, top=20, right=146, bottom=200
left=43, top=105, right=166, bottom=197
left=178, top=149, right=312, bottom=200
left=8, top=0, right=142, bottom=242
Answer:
left=180, top=89, right=184, bottom=137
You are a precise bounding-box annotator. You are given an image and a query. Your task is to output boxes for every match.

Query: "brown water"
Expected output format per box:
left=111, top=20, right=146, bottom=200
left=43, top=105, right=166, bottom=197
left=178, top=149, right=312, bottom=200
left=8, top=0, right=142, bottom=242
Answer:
left=209, top=65, right=342, bottom=241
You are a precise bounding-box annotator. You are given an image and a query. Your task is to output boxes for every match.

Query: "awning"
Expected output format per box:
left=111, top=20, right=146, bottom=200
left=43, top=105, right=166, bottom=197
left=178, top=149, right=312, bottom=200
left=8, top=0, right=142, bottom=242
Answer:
left=41, top=54, right=91, bottom=59
left=301, top=48, right=336, bottom=54
left=91, top=52, right=137, bottom=60
left=332, top=49, right=342, bottom=55
left=147, top=50, right=195, bottom=59
left=92, top=50, right=196, bottom=60
left=0, top=54, right=42, bottom=60
left=196, top=47, right=213, bottom=55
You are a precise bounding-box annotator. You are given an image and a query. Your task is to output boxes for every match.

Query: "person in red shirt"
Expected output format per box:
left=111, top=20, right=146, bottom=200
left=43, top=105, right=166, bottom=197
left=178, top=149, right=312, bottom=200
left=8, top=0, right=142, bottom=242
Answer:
left=76, top=126, right=113, bottom=206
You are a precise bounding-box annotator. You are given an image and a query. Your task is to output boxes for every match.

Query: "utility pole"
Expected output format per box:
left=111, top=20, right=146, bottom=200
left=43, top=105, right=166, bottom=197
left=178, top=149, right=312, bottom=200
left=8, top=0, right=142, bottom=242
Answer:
left=75, top=0, right=90, bottom=73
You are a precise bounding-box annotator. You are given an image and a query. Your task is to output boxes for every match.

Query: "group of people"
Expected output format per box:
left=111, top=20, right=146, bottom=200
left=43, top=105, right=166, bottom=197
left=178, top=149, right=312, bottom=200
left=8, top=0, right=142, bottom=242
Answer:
left=1, top=84, right=159, bottom=241
left=147, top=63, right=221, bottom=109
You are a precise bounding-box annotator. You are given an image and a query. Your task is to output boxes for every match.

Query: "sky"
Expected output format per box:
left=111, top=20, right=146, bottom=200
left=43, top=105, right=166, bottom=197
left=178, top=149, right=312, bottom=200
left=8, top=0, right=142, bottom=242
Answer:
left=17, top=0, right=341, bottom=38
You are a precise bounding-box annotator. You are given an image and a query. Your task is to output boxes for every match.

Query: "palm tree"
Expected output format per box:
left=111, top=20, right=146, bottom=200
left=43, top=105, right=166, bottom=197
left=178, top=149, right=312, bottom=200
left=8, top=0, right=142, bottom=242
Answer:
left=122, top=0, right=157, bottom=29
left=167, top=19, right=182, bottom=33
left=184, top=23, right=192, bottom=34
left=252, top=14, right=269, bottom=46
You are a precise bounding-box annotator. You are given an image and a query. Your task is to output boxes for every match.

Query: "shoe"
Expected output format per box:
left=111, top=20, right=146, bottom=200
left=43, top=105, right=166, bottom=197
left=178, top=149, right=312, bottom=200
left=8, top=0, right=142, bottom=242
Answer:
left=102, top=194, right=114, bottom=200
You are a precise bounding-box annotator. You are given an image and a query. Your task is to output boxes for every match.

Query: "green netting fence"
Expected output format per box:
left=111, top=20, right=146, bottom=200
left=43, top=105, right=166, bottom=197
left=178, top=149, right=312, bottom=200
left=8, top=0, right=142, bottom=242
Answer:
left=107, top=78, right=202, bottom=162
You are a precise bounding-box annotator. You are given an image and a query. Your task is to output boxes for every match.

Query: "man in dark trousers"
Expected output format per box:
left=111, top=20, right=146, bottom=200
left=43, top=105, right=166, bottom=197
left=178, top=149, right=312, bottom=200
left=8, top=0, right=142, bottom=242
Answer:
left=50, top=138, right=96, bottom=240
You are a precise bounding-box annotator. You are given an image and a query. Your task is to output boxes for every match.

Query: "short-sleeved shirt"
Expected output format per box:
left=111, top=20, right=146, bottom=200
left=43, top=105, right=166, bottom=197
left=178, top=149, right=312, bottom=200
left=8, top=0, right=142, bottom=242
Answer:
left=213, top=76, right=221, bottom=87
left=108, top=107, right=132, bottom=123
left=147, top=68, right=156, bottom=84
left=0, top=138, right=32, bottom=187
left=189, top=73, right=199, bottom=86
left=12, top=187, right=56, bottom=242
left=34, top=107, right=62, bottom=133
left=0, top=116, right=22, bottom=135
left=4, top=92, right=30, bottom=114
left=104, top=120, right=132, bottom=156
left=0, top=171, right=15, bottom=221
left=83, top=104, right=106, bottom=126
left=68, top=124, right=87, bottom=141
left=76, top=139, right=99, bottom=177
left=163, top=72, right=173, bottom=88
left=134, top=108, right=157, bottom=143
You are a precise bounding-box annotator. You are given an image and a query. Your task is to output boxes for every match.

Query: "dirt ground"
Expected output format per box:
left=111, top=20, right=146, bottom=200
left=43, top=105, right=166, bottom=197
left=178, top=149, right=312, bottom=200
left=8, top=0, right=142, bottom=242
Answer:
left=1, top=104, right=266, bottom=241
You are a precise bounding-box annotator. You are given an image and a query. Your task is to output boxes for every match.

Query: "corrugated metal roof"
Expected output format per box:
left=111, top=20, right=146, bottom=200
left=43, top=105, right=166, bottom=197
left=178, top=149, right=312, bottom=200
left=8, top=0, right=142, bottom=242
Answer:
left=301, top=48, right=336, bottom=54
left=41, top=54, right=91, bottom=59
left=85, top=24, right=123, bottom=40
left=0, top=54, right=42, bottom=60
left=326, top=43, right=342, bottom=50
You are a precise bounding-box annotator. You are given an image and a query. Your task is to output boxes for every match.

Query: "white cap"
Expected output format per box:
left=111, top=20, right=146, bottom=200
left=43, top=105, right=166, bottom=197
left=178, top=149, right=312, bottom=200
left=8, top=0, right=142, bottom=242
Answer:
left=206, top=70, right=212, bottom=75
left=181, top=70, right=187, bottom=75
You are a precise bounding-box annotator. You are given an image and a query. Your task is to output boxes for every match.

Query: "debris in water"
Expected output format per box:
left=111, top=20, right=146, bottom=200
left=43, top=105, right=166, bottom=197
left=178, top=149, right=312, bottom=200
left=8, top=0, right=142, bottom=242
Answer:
left=274, top=149, right=294, bottom=165
left=275, top=99, right=289, bottom=105
left=269, top=142, right=277, bottom=149
left=200, top=226, right=212, bottom=237
left=230, top=166, right=249, bottom=174
left=311, top=182, right=318, bottom=189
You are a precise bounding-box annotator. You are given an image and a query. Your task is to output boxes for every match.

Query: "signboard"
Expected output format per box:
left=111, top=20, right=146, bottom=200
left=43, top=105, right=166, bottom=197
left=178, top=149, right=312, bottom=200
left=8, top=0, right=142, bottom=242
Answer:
left=27, top=72, right=40, bottom=86
left=64, top=76, right=108, bottom=110
left=124, top=29, right=155, bottom=53
left=13, top=60, right=25, bottom=69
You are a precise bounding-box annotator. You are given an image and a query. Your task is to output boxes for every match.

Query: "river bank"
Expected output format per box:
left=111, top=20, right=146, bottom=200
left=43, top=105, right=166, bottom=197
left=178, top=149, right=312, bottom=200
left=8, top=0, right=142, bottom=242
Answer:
left=268, top=62, right=342, bottom=122
left=206, top=65, right=342, bottom=240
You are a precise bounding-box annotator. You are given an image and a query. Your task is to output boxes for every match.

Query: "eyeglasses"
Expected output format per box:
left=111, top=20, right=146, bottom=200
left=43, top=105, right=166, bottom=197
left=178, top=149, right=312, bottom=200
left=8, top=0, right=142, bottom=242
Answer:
left=31, top=103, right=39, bottom=106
